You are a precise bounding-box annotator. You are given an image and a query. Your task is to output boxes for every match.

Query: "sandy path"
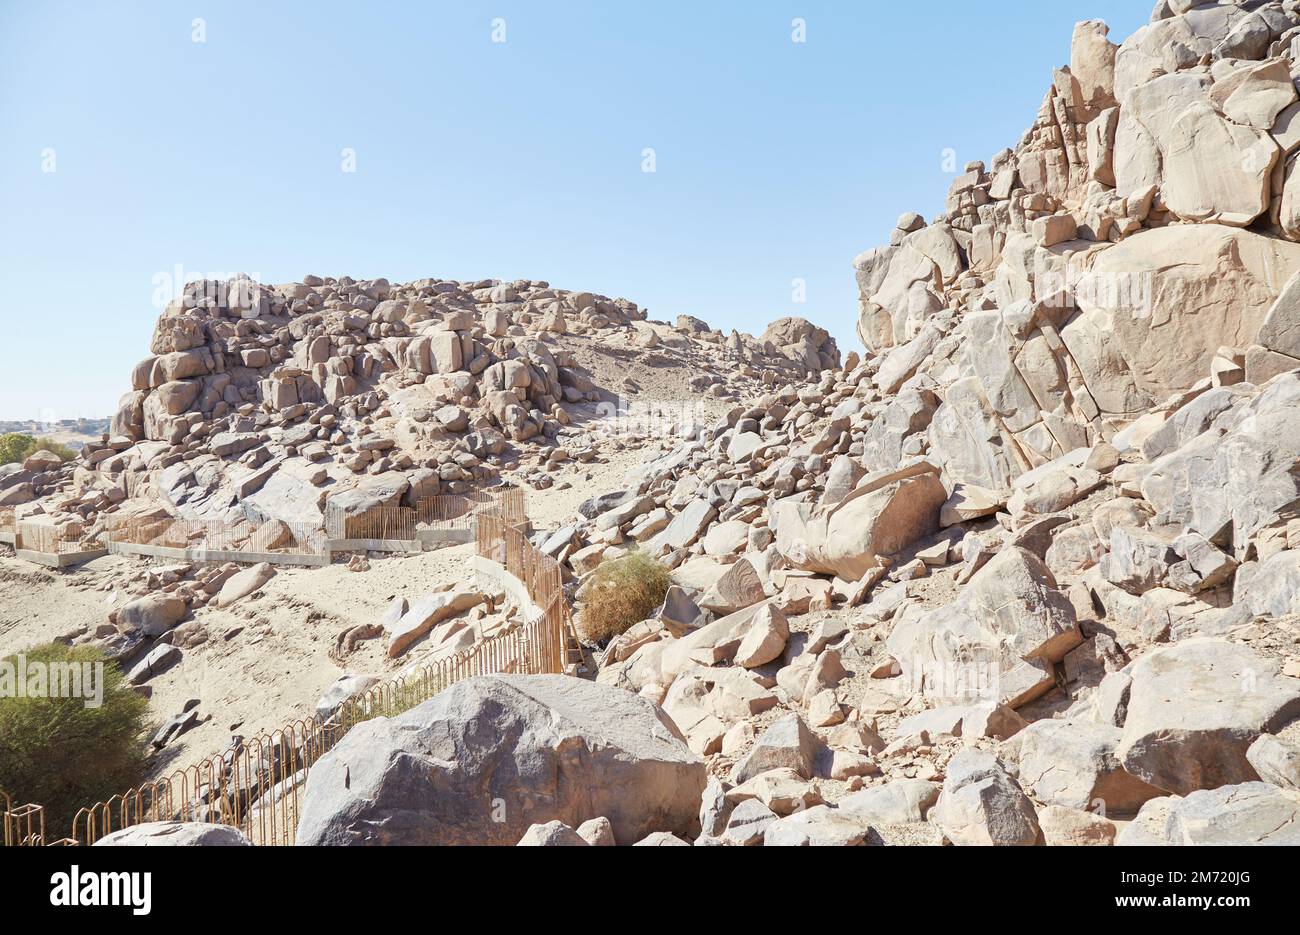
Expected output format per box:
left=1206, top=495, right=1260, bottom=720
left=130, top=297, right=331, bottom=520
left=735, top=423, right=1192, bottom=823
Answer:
left=0, top=390, right=716, bottom=786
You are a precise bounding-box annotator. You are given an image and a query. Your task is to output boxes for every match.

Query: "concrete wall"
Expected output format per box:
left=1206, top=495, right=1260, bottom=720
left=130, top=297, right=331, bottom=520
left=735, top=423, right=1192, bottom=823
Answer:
left=106, top=540, right=330, bottom=567
left=16, top=547, right=108, bottom=568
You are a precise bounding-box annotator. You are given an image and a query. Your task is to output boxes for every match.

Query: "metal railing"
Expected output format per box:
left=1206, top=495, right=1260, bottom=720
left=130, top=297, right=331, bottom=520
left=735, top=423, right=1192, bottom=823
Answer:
left=105, top=516, right=326, bottom=556
left=323, top=488, right=527, bottom=540
left=4, top=490, right=564, bottom=847
left=14, top=522, right=98, bottom=555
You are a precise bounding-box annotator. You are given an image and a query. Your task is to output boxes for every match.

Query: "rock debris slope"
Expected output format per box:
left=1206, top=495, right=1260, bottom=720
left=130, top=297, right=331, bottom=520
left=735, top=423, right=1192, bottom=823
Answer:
left=529, top=1, right=1300, bottom=846
left=9, top=0, right=1300, bottom=848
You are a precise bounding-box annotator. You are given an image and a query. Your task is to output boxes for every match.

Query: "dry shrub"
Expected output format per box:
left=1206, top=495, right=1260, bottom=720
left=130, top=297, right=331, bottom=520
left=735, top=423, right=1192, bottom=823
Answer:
left=578, top=551, right=670, bottom=644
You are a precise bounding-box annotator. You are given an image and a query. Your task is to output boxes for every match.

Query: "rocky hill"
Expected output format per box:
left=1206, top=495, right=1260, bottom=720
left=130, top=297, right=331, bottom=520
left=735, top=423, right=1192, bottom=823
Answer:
left=0, top=275, right=836, bottom=534
left=5, top=0, right=1300, bottom=847
left=526, top=0, right=1300, bottom=845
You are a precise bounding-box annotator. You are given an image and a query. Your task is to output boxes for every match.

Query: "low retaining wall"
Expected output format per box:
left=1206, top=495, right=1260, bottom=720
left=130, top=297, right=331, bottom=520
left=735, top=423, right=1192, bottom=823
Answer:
left=417, top=527, right=474, bottom=548
left=471, top=554, right=538, bottom=616
left=16, top=547, right=108, bottom=568
left=325, top=538, right=424, bottom=554
left=103, top=534, right=464, bottom=568
left=105, top=540, right=330, bottom=567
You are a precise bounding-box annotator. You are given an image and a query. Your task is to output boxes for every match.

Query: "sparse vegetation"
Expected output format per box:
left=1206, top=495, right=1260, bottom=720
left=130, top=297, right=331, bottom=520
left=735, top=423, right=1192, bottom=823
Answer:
left=0, top=644, right=150, bottom=839
left=578, top=551, right=671, bottom=644
left=0, top=433, right=77, bottom=467
left=338, top=673, right=445, bottom=729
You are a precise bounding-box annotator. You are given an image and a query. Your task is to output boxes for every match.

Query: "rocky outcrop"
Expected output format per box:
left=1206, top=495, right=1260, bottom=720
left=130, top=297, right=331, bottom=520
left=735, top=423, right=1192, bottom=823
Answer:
left=295, top=675, right=706, bottom=846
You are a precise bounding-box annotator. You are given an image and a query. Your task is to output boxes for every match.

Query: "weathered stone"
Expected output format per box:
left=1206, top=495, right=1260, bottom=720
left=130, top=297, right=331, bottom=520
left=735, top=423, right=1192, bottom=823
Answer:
left=772, top=462, right=946, bottom=580
left=1017, top=718, right=1161, bottom=815
left=1117, top=783, right=1300, bottom=846
left=215, top=562, right=275, bottom=608
left=94, top=821, right=252, bottom=846
left=730, top=713, right=818, bottom=784
left=386, top=590, right=484, bottom=658
left=1116, top=640, right=1300, bottom=796
left=516, top=821, right=588, bottom=846
left=295, top=675, right=706, bottom=846
left=886, top=546, right=1081, bottom=708
left=732, top=603, right=789, bottom=669
left=931, top=750, right=1040, bottom=846
left=116, top=594, right=187, bottom=638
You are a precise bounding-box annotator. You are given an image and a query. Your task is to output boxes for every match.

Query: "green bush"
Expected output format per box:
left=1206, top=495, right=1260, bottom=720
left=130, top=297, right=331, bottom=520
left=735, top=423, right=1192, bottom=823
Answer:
left=0, top=644, right=150, bottom=839
left=578, top=550, right=671, bottom=644
left=0, top=433, right=76, bottom=467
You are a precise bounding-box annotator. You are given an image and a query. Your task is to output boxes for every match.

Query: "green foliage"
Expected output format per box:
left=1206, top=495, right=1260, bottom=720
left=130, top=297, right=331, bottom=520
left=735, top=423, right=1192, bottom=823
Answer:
left=0, top=644, right=150, bottom=838
left=0, top=433, right=76, bottom=467
left=338, top=673, right=445, bottom=730
left=0, top=433, right=34, bottom=465
left=578, top=550, right=671, bottom=644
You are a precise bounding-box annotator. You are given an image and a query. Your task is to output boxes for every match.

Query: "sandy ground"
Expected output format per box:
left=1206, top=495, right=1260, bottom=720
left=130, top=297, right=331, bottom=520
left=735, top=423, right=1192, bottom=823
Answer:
left=0, top=544, right=482, bottom=777
left=0, top=433, right=676, bottom=784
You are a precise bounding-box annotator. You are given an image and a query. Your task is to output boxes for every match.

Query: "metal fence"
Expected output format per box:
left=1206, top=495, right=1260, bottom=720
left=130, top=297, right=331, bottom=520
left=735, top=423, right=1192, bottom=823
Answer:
left=3, top=490, right=566, bottom=847
left=1, top=790, right=51, bottom=847
left=324, top=488, right=527, bottom=540
left=106, top=516, right=326, bottom=556
left=15, top=522, right=96, bottom=555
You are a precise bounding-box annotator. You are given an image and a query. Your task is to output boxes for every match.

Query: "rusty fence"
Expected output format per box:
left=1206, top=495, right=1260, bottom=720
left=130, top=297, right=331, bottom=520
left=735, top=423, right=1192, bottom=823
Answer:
left=1, top=790, right=54, bottom=846
left=324, top=488, right=527, bottom=540
left=105, top=515, right=325, bottom=556
left=3, top=493, right=566, bottom=847
left=15, top=521, right=98, bottom=555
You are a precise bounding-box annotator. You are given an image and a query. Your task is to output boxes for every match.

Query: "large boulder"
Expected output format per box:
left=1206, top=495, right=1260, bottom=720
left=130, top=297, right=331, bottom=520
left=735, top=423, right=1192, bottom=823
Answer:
left=886, top=546, right=1082, bottom=708
left=1114, top=640, right=1300, bottom=796
left=1016, top=719, right=1161, bottom=815
left=385, top=590, right=484, bottom=658
left=295, top=675, right=706, bottom=846
left=1257, top=270, right=1300, bottom=361
left=214, top=562, right=275, bottom=608
left=1142, top=374, right=1300, bottom=557
left=930, top=751, right=1041, bottom=846
left=772, top=461, right=946, bottom=581
left=1068, top=227, right=1300, bottom=410
left=116, top=594, right=188, bottom=638
left=1117, top=782, right=1300, bottom=846
left=730, top=713, right=819, bottom=784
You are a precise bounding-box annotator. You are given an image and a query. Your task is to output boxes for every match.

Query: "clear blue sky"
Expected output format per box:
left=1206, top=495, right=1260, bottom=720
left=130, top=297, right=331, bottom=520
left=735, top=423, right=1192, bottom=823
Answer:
left=0, top=0, right=1150, bottom=420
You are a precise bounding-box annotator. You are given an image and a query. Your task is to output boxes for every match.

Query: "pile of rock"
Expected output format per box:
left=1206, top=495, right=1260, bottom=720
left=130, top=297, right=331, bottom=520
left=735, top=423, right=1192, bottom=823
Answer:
left=528, top=1, right=1300, bottom=846
left=11, top=272, right=838, bottom=551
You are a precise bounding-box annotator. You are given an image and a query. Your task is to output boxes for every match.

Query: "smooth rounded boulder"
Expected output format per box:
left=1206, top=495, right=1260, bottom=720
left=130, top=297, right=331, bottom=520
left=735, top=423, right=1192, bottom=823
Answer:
left=94, top=821, right=251, bottom=846
left=294, top=674, right=706, bottom=846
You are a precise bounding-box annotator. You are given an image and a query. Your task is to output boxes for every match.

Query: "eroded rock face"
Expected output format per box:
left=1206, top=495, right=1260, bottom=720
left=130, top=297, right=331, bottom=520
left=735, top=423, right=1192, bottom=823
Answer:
left=887, top=546, right=1081, bottom=708
left=295, top=675, right=706, bottom=846
left=772, top=462, right=946, bottom=580
left=1142, top=373, right=1300, bottom=557
left=1118, top=782, right=1300, bottom=846
left=1068, top=227, right=1300, bottom=408
left=1114, top=640, right=1300, bottom=796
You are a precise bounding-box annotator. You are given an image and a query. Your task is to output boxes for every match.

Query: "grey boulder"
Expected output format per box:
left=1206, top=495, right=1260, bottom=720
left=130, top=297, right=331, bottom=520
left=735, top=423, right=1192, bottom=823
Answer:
left=294, top=674, right=706, bottom=846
